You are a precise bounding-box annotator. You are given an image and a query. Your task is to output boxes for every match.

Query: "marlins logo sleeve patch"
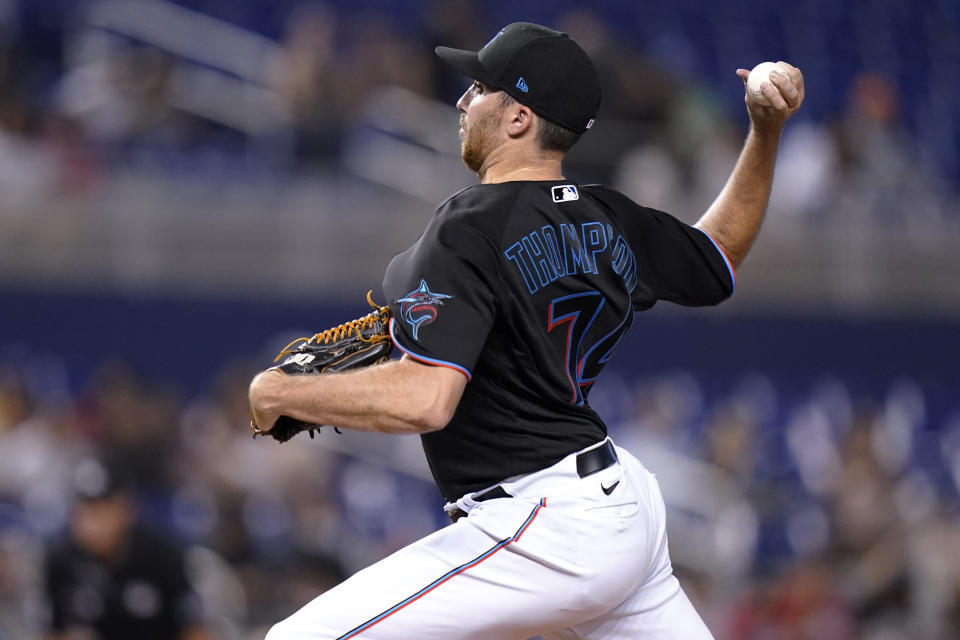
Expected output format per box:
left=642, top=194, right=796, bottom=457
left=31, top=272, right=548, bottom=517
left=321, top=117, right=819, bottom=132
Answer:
left=397, top=280, right=453, bottom=340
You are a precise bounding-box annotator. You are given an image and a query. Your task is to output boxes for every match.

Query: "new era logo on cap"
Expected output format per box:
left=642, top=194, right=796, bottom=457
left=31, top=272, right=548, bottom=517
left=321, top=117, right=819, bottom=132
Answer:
left=552, top=185, right=579, bottom=203
left=516, top=77, right=529, bottom=92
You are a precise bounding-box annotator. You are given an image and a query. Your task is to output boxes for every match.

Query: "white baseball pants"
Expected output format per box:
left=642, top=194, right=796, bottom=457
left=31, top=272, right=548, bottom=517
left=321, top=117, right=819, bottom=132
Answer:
left=265, top=439, right=714, bottom=639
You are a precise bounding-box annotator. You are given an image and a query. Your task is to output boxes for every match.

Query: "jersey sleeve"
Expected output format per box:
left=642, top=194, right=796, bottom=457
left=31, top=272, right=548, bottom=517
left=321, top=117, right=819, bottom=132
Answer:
left=598, top=189, right=735, bottom=307
left=384, top=214, right=499, bottom=381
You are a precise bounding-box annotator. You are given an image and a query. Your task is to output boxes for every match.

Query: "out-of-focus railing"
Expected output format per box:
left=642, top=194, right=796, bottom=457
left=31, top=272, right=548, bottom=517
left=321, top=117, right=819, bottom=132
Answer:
left=2, top=165, right=959, bottom=316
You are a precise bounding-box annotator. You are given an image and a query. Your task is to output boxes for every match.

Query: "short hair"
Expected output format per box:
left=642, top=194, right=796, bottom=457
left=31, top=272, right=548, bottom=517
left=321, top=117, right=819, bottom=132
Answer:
left=499, top=92, right=582, bottom=153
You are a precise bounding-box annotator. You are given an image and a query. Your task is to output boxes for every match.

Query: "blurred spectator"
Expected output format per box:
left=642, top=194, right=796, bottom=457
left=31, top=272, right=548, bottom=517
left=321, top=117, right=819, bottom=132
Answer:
left=81, top=361, right=180, bottom=495
left=765, top=118, right=835, bottom=221
left=725, top=559, right=855, bottom=639
left=0, top=361, right=80, bottom=539
left=557, top=8, right=676, bottom=126
left=342, top=11, right=433, bottom=105
left=826, top=419, right=911, bottom=635
left=56, top=42, right=205, bottom=153
left=0, top=54, right=60, bottom=209
left=557, top=8, right=681, bottom=183
left=42, top=457, right=212, bottom=640
left=906, top=510, right=960, bottom=639
left=269, top=3, right=346, bottom=161
left=612, top=143, right=685, bottom=213
left=420, top=0, right=490, bottom=104
left=0, top=529, right=44, bottom=640
left=828, top=72, right=947, bottom=230
left=704, top=397, right=761, bottom=485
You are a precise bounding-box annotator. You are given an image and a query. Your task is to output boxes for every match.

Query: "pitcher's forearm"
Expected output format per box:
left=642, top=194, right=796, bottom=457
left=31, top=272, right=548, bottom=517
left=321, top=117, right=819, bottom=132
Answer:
left=249, top=358, right=467, bottom=434
left=695, top=126, right=782, bottom=268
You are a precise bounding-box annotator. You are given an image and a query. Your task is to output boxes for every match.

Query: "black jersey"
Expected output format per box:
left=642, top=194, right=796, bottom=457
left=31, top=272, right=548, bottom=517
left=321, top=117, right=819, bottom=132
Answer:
left=45, top=526, right=204, bottom=639
left=383, top=181, right=735, bottom=500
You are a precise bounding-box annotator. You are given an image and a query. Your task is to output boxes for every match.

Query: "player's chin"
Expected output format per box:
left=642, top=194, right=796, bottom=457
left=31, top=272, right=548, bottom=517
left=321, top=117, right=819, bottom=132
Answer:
left=461, top=147, right=482, bottom=173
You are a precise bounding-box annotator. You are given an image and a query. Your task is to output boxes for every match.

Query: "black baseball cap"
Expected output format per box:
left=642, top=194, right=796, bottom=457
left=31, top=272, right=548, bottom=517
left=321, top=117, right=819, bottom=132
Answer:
left=436, top=22, right=601, bottom=134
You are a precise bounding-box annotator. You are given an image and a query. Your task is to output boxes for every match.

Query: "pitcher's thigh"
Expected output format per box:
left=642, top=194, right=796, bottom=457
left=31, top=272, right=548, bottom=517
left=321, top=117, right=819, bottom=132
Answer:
left=543, top=574, right=714, bottom=640
left=266, top=500, right=588, bottom=640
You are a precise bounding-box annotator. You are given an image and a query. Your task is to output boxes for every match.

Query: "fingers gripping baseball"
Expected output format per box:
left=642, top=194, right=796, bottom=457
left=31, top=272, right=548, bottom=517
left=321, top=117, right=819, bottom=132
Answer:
left=736, top=61, right=805, bottom=130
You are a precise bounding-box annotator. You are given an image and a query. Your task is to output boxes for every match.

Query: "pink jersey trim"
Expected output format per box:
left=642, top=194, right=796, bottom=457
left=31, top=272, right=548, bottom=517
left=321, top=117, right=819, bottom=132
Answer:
left=695, top=227, right=737, bottom=291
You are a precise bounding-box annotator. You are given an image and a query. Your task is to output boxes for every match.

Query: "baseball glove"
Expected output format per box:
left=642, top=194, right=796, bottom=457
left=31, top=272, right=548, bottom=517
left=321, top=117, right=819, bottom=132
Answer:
left=250, top=291, right=393, bottom=442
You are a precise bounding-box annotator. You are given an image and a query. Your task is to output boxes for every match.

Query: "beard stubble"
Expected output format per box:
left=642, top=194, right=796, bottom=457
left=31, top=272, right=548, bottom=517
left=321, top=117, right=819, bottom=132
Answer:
left=460, top=107, right=501, bottom=174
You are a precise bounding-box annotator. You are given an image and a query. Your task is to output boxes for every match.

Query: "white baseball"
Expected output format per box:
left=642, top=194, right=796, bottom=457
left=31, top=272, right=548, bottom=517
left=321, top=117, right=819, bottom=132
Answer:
left=747, top=61, right=787, bottom=106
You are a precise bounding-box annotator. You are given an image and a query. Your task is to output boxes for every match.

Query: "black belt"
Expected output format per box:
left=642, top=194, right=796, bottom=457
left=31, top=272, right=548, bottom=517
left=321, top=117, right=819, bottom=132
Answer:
left=448, top=440, right=618, bottom=523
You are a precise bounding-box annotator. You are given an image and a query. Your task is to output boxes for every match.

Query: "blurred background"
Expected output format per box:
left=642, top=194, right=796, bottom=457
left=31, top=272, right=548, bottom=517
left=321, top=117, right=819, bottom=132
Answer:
left=1, top=0, right=959, bottom=638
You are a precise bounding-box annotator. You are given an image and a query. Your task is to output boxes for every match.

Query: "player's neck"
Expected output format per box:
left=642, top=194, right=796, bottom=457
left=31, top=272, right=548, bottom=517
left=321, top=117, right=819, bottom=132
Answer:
left=478, top=146, right=565, bottom=184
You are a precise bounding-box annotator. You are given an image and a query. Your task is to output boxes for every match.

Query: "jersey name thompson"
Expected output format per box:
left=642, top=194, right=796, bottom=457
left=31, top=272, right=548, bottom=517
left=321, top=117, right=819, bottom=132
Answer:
left=383, top=181, right=735, bottom=501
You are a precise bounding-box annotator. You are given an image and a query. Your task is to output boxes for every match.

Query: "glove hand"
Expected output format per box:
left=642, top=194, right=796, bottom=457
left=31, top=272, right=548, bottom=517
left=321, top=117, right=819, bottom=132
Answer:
left=248, top=369, right=286, bottom=436
left=248, top=292, right=393, bottom=443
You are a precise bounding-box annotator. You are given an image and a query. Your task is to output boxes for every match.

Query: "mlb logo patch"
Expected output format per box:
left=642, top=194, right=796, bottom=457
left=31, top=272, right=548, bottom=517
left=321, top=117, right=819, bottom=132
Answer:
left=551, top=185, right=579, bottom=203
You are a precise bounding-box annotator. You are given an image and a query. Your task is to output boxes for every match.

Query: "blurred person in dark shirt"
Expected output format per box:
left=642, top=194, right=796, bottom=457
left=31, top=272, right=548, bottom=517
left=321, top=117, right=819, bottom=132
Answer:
left=43, top=458, right=211, bottom=640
